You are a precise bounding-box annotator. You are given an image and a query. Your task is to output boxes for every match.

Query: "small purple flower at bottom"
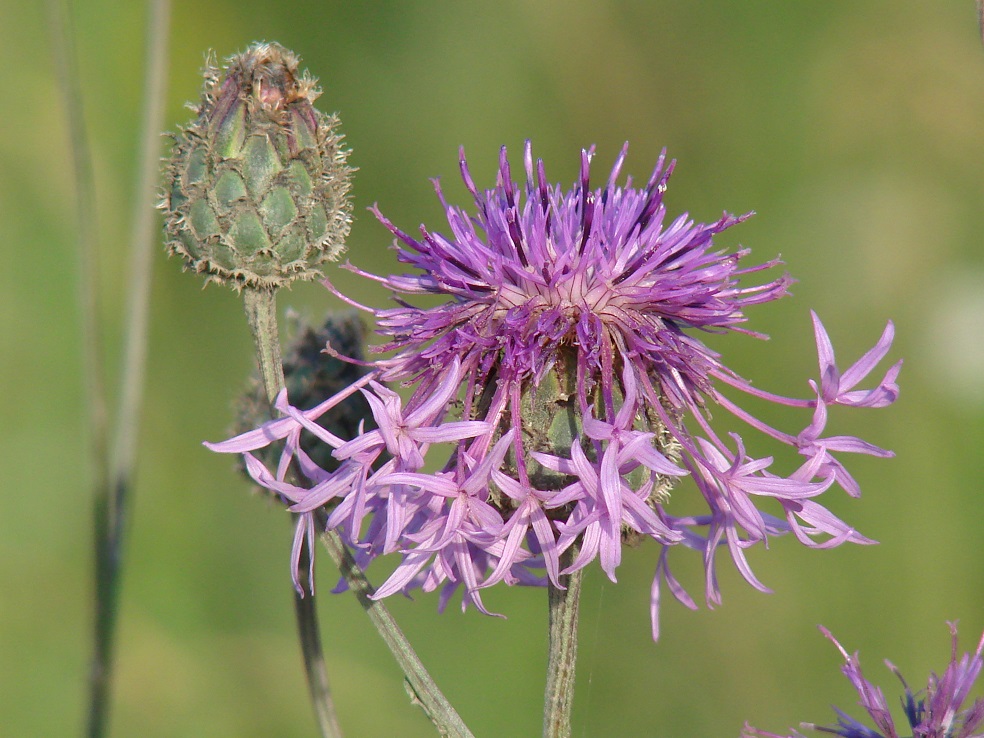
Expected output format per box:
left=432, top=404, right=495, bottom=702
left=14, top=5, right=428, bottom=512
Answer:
left=744, top=624, right=984, bottom=738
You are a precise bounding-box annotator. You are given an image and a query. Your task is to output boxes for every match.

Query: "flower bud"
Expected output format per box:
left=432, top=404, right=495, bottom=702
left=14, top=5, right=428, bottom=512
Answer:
left=233, top=311, right=376, bottom=484
left=162, top=42, right=352, bottom=289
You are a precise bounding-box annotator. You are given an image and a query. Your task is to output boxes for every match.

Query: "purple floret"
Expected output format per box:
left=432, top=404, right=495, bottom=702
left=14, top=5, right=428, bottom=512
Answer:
left=745, top=624, right=984, bottom=738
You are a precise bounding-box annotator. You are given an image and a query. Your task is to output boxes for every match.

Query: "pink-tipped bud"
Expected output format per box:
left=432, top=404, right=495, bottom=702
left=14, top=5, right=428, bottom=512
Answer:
left=162, top=42, right=352, bottom=289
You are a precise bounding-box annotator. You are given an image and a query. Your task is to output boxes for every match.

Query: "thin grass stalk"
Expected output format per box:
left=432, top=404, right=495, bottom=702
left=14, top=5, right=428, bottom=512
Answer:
left=45, top=1, right=107, bottom=469
left=43, top=2, right=116, bottom=735
left=85, top=2, right=172, bottom=735
left=109, top=0, right=170, bottom=510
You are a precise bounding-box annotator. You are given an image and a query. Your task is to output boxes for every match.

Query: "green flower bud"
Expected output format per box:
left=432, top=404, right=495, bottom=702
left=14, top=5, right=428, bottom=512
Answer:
left=162, top=42, right=352, bottom=289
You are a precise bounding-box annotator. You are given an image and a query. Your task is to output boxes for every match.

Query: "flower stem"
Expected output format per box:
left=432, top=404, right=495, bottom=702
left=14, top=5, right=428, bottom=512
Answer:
left=317, top=530, right=475, bottom=738
left=243, top=286, right=471, bottom=737
left=242, top=287, right=286, bottom=402
left=242, top=286, right=341, bottom=738
left=543, top=543, right=583, bottom=738
left=294, top=528, right=343, bottom=738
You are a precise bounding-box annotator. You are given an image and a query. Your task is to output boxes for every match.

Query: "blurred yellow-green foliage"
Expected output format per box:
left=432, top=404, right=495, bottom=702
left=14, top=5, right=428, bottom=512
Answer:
left=3, top=1, right=984, bottom=736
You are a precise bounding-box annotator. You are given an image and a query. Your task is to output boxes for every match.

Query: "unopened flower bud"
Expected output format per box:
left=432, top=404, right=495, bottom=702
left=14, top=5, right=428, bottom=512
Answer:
left=233, top=311, right=376, bottom=483
left=162, top=42, right=352, bottom=289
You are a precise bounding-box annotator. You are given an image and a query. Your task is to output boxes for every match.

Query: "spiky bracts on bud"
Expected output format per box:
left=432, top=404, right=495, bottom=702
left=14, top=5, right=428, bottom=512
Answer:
left=162, top=42, right=352, bottom=289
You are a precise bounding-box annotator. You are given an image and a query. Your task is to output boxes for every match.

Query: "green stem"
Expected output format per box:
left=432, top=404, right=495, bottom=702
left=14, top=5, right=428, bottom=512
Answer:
left=45, top=0, right=143, bottom=735
left=317, top=529, right=475, bottom=738
left=84, top=4, right=171, bottom=736
left=242, top=287, right=286, bottom=402
left=110, top=0, right=170, bottom=509
left=242, top=286, right=341, bottom=738
left=295, top=527, right=344, bottom=738
left=45, top=0, right=107, bottom=475
left=242, top=287, right=471, bottom=737
left=543, top=543, right=583, bottom=738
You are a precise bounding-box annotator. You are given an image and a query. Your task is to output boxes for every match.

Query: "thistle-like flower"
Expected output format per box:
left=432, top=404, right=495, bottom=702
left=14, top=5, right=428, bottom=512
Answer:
left=208, top=142, right=900, bottom=636
left=744, top=624, right=984, bottom=738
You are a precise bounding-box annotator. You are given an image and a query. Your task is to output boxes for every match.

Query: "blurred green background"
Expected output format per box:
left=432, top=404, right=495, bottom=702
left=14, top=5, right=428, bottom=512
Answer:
left=3, top=1, right=984, bottom=735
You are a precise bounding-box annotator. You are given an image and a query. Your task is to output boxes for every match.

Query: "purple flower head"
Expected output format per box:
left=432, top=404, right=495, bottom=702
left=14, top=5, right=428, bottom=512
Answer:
left=208, top=142, right=900, bottom=638
left=744, top=624, right=984, bottom=738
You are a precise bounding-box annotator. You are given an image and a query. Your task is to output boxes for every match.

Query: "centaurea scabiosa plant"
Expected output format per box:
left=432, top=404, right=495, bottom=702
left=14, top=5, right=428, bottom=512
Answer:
left=211, top=141, right=900, bottom=637
left=209, top=140, right=899, bottom=737
left=744, top=623, right=984, bottom=738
